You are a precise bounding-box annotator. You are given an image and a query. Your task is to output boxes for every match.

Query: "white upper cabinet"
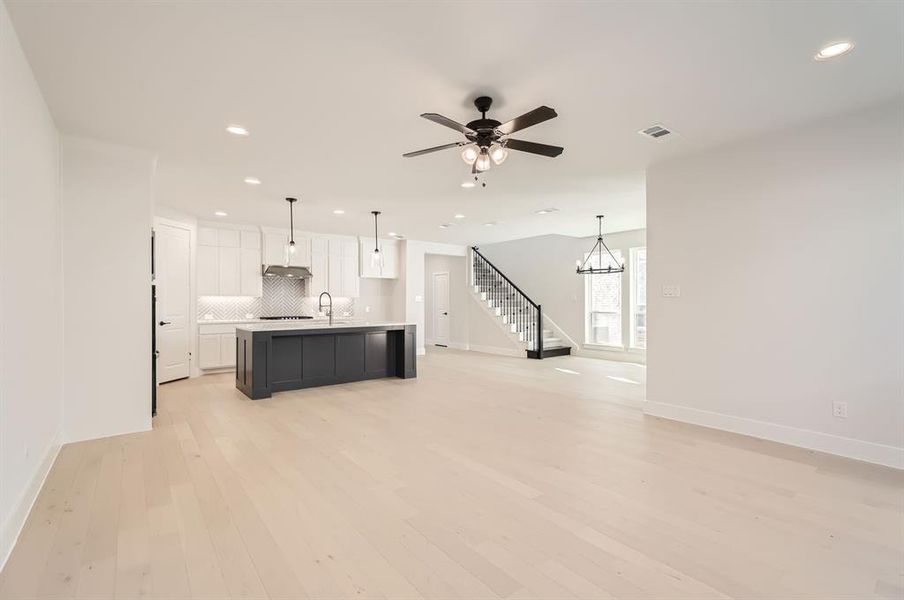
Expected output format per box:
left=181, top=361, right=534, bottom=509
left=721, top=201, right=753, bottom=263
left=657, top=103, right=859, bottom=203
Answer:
left=263, top=231, right=287, bottom=266
left=197, top=225, right=261, bottom=297
left=359, top=237, right=399, bottom=279
left=262, top=228, right=310, bottom=267
left=308, top=237, right=329, bottom=298
left=288, top=233, right=311, bottom=268
left=307, top=236, right=359, bottom=298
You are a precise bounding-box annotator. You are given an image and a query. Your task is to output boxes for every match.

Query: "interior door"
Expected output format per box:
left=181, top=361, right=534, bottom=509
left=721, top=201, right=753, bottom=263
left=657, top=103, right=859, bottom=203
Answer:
left=433, top=271, right=450, bottom=346
left=156, top=223, right=191, bottom=382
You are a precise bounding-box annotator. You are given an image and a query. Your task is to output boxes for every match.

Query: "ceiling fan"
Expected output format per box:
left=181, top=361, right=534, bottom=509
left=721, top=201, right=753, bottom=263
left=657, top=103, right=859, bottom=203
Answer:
left=402, top=96, right=563, bottom=173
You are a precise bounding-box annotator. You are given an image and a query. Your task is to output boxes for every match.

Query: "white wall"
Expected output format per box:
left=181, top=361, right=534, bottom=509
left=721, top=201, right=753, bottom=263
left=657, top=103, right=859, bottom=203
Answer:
left=0, top=0, right=64, bottom=565
left=355, top=277, right=396, bottom=323
left=646, top=101, right=904, bottom=469
left=480, top=229, right=646, bottom=362
left=62, top=136, right=156, bottom=442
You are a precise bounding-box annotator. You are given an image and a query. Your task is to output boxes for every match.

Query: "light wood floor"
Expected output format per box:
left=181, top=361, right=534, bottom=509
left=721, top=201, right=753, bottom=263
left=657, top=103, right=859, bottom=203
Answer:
left=2, top=348, right=902, bottom=599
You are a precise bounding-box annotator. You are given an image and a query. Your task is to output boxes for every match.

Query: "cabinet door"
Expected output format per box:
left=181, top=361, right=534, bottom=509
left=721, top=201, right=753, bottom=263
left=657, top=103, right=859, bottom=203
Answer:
left=263, top=232, right=288, bottom=266
left=219, top=333, right=236, bottom=367
left=218, top=229, right=241, bottom=248
left=308, top=237, right=329, bottom=298
left=340, top=239, right=359, bottom=296
left=198, top=226, right=219, bottom=247
left=198, top=334, right=221, bottom=369
left=197, top=245, right=219, bottom=295
left=288, top=234, right=311, bottom=268
left=241, top=230, right=261, bottom=249
left=218, top=247, right=241, bottom=295
left=340, top=255, right=359, bottom=297
left=381, top=242, right=398, bottom=279
left=327, top=239, right=342, bottom=296
left=240, top=248, right=262, bottom=297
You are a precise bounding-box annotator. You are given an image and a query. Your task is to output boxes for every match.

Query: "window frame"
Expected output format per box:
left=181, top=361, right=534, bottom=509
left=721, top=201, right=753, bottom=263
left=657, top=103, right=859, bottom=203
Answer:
left=582, top=249, right=625, bottom=350
left=629, top=246, right=647, bottom=350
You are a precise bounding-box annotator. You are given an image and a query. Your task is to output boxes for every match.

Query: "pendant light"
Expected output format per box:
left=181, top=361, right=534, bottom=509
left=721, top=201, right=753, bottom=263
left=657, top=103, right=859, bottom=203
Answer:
left=576, top=215, right=625, bottom=275
left=371, top=210, right=383, bottom=268
left=286, top=197, right=298, bottom=262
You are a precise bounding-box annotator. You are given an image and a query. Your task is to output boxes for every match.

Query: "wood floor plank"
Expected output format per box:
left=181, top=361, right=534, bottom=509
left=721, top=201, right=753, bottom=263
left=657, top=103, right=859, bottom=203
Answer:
left=3, top=348, right=902, bottom=599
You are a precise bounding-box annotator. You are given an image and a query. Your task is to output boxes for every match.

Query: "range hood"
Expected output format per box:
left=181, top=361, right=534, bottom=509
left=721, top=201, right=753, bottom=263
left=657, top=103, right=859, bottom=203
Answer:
left=262, top=264, right=313, bottom=279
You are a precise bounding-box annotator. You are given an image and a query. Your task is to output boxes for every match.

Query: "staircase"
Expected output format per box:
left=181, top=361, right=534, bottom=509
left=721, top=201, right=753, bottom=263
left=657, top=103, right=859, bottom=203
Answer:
left=471, top=247, right=571, bottom=359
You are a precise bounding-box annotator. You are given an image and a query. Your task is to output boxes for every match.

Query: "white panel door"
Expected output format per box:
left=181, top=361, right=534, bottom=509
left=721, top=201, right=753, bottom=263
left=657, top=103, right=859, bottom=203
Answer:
left=197, top=244, right=219, bottom=295
left=433, top=272, right=450, bottom=346
left=198, top=334, right=221, bottom=369
left=156, top=223, right=192, bottom=382
left=240, top=248, right=262, bottom=297
left=219, top=333, right=236, bottom=367
left=218, top=246, right=241, bottom=295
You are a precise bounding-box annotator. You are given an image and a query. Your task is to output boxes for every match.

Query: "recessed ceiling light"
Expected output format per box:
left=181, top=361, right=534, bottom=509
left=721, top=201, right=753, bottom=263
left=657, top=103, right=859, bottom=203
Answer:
left=226, top=125, right=249, bottom=136
left=815, top=41, right=854, bottom=60
left=214, top=211, right=228, bottom=217
left=333, top=209, right=345, bottom=215
left=461, top=181, right=476, bottom=189
left=483, top=221, right=497, bottom=227
left=536, top=208, right=559, bottom=215
left=243, top=177, right=261, bottom=185
left=454, top=214, right=466, bottom=219
left=387, top=231, right=397, bottom=237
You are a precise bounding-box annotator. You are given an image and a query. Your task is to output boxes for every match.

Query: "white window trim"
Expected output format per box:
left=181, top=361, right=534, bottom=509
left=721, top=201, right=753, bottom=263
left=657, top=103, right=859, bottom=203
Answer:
left=629, top=246, right=647, bottom=351
left=583, top=249, right=624, bottom=348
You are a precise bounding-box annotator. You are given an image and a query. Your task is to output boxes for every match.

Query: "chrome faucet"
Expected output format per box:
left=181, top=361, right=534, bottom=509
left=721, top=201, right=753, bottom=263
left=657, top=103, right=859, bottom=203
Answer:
left=318, top=291, right=333, bottom=326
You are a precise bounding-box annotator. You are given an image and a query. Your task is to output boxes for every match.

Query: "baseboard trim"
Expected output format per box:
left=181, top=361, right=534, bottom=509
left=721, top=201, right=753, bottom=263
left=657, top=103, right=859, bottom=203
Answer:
left=467, top=344, right=523, bottom=358
left=644, top=401, right=904, bottom=470
left=1, top=430, right=62, bottom=570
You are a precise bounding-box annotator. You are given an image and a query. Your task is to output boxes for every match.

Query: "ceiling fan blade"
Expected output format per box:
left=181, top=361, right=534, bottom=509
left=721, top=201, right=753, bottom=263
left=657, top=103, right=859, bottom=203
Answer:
left=402, top=141, right=466, bottom=158
left=420, top=113, right=475, bottom=135
left=496, top=106, right=557, bottom=135
left=504, top=138, right=564, bottom=158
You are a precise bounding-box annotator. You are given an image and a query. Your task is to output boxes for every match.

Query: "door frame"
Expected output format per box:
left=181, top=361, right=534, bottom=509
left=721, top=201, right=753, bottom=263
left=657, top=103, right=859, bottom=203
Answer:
left=432, top=271, right=450, bottom=347
left=154, top=217, right=198, bottom=379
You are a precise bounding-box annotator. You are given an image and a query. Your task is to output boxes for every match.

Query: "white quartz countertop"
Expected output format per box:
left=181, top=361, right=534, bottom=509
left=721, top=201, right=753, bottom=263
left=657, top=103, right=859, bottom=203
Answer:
left=235, top=321, right=413, bottom=332
left=198, top=317, right=352, bottom=325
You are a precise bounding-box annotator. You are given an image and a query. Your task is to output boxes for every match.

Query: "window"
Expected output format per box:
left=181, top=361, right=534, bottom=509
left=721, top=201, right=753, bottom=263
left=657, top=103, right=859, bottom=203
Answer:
left=585, top=249, right=623, bottom=346
left=631, top=247, right=647, bottom=349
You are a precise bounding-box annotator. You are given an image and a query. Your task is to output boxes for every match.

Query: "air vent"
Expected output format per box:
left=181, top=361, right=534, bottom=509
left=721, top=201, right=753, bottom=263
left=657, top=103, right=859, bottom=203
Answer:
left=639, top=124, right=673, bottom=139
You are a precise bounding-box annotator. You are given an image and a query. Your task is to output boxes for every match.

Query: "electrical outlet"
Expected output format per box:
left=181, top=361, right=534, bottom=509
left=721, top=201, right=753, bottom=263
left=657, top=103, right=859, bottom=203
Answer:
left=832, top=401, right=848, bottom=419
left=365, top=306, right=371, bottom=313
left=662, top=284, right=681, bottom=298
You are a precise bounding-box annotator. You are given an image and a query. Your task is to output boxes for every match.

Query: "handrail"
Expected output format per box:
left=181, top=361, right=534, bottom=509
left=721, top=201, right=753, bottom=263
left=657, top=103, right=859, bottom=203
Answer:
left=471, top=247, right=539, bottom=309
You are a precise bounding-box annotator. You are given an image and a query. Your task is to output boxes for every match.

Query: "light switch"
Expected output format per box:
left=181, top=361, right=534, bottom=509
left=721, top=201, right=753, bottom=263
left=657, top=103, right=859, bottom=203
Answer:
left=662, top=284, right=681, bottom=298
left=415, top=295, right=423, bottom=302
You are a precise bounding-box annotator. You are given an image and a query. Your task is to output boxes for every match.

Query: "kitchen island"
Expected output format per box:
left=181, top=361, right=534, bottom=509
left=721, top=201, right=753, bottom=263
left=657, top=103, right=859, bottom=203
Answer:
left=235, top=322, right=417, bottom=399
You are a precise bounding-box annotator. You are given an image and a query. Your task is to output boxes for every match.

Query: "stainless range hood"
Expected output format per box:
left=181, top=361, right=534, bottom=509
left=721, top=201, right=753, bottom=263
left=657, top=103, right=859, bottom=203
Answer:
left=262, top=264, right=313, bottom=279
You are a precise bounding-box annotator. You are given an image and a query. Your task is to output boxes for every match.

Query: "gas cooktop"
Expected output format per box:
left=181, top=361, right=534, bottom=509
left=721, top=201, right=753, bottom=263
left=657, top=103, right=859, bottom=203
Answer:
left=259, top=316, right=314, bottom=321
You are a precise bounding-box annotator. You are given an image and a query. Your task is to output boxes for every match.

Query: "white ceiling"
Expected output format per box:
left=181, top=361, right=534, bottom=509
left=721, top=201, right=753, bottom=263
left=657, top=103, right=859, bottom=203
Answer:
left=7, top=1, right=903, bottom=244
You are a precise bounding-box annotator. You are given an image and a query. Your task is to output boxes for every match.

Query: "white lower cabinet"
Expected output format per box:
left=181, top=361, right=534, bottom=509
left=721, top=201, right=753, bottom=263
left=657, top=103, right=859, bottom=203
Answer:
left=198, top=324, right=238, bottom=369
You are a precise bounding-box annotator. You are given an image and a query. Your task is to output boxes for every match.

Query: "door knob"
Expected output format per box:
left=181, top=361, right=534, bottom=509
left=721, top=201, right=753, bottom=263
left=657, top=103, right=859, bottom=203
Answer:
left=159, top=320, right=171, bottom=326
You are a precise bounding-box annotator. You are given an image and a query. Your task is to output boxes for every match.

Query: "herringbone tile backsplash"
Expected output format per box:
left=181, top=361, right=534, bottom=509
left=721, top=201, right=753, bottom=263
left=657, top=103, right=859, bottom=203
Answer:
left=198, top=277, right=354, bottom=320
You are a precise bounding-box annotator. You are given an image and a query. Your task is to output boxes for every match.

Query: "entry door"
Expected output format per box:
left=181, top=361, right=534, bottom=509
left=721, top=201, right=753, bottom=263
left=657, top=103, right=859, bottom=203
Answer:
left=156, top=223, right=191, bottom=382
left=433, top=272, right=450, bottom=346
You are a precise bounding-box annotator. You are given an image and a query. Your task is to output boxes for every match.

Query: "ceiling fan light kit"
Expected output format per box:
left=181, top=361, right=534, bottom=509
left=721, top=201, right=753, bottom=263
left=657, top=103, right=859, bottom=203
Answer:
left=403, top=95, right=564, bottom=174
left=576, top=215, right=625, bottom=275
